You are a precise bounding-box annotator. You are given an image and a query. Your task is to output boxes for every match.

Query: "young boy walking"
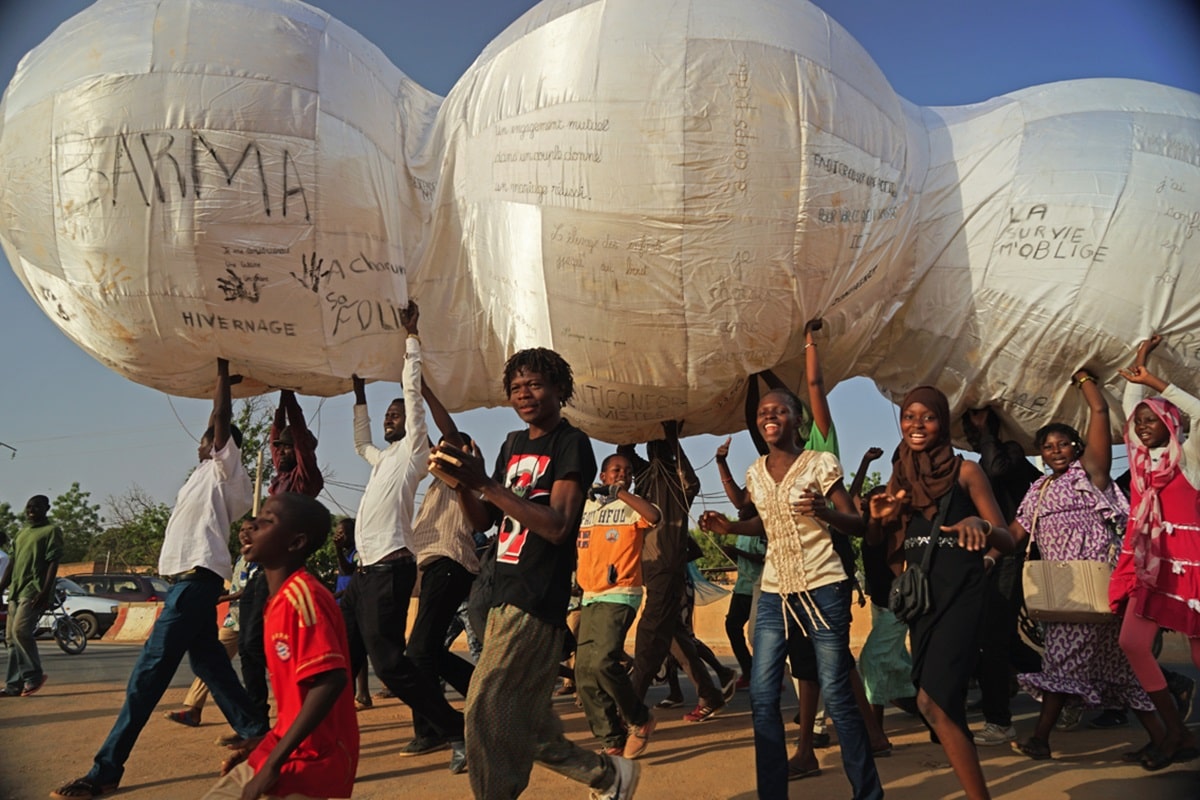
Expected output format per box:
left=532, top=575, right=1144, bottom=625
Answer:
left=204, top=491, right=359, bottom=799
left=575, top=453, right=660, bottom=759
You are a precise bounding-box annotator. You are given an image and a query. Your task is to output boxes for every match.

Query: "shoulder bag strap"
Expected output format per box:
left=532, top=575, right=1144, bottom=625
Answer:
left=918, top=484, right=956, bottom=573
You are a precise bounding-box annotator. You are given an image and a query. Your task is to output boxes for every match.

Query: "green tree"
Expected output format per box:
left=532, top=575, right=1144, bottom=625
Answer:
left=0, top=501, right=20, bottom=545
left=89, top=486, right=172, bottom=570
left=50, top=482, right=105, bottom=562
left=234, top=395, right=276, bottom=493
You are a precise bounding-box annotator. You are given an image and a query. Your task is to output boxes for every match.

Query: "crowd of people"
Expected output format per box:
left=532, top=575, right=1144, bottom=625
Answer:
left=3, top=311, right=1198, bottom=799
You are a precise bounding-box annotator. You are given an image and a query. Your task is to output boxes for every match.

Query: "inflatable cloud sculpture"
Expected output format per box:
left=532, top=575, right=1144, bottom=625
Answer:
left=2, top=0, right=1199, bottom=445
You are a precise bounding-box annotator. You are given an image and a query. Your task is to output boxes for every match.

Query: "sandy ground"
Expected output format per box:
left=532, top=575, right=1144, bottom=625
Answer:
left=1, top=633, right=1198, bottom=800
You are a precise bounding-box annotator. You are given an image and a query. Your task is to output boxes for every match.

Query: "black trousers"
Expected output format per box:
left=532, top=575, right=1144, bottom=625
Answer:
left=237, top=571, right=270, bottom=721
left=725, top=591, right=754, bottom=678
left=342, top=560, right=465, bottom=741
left=630, top=567, right=722, bottom=707
left=976, top=554, right=1042, bottom=726
left=407, top=557, right=476, bottom=741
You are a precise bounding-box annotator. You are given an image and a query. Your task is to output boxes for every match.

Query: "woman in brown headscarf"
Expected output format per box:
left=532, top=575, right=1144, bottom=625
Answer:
left=868, top=386, right=1013, bottom=800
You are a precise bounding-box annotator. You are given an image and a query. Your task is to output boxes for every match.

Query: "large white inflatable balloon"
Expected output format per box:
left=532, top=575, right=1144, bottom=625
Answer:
left=2, top=0, right=1199, bottom=445
left=0, top=0, right=440, bottom=396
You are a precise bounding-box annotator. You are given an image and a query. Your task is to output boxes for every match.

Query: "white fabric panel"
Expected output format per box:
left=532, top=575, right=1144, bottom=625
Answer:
left=1, top=0, right=1199, bottom=447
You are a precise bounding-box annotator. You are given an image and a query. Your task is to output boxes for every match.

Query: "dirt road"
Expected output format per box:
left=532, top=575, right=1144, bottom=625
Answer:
left=1, top=639, right=1197, bottom=799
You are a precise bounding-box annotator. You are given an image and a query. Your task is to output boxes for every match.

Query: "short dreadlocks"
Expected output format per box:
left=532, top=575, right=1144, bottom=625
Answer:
left=503, top=348, right=575, bottom=406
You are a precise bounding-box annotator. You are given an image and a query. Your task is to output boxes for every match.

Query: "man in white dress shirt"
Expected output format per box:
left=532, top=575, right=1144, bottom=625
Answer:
left=342, top=301, right=467, bottom=773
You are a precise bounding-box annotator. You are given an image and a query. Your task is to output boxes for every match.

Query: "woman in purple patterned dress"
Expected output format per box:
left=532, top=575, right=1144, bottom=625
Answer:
left=1008, top=369, right=1156, bottom=760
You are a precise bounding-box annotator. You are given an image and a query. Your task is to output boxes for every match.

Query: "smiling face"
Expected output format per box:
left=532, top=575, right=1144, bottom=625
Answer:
left=756, top=390, right=800, bottom=450
left=507, top=367, right=562, bottom=429
left=1039, top=430, right=1078, bottom=475
left=1133, top=403, right=1171, bottom=449
left=600, top=454, right=632, bottom=487
left=900, top=402, right=941, bottom=451
left=383, top=400, right=406, bottom=443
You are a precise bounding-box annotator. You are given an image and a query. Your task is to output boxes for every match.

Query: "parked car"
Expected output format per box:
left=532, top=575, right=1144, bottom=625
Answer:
left=1, top=578, right=118, bottom=640
left=70, top=572, right=171, bottom=603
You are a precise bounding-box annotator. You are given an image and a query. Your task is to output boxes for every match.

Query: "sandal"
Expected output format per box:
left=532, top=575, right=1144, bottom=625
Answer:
left=1121, top=741, right=1154, bottom=763
left=1014, top=737, right=1051, bottom=760
left=354, top=696, right=373, bottom=711
left=1140, top=744, right=1174, bottom=771
left=164, top=708, right=200, bottom=728
left=50, top=777, right=120, bottom=799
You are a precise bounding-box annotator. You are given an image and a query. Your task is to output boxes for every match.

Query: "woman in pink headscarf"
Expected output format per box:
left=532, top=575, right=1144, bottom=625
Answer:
left=1112, top=336, right=1200, bottom=769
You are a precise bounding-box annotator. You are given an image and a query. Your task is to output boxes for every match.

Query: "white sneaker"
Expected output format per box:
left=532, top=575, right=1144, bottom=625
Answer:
left=972, top=722, right=1017, bottom=745
left=590, top=755, right=641, bottom=800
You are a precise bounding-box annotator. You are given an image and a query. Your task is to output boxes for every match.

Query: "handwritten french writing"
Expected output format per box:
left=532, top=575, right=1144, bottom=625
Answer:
left=730, top=61, right=755, bottom=193
left=324, top=292, right=408, bottom=337
left=815, top=206, right=899, bottom=224
left=811, top=154, right=898, bottom=197
left=180, top=311, right=296, bottom=336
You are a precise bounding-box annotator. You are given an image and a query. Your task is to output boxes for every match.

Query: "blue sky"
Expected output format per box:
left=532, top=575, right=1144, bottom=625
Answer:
left=0, top=0, right=1197, bottom=522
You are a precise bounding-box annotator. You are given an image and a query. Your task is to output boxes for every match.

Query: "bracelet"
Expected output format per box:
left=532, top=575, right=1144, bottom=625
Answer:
left=983, top=555, right=996, bottom=567
left=407, top=333, right=421, bottom=342
left=981, top=519, right=993, bottom=536
left=804, top=342, right=815, bottom=349
left=1074, top=374, right=1094, bottom=387
left=721, top=478, right=734, bottom=485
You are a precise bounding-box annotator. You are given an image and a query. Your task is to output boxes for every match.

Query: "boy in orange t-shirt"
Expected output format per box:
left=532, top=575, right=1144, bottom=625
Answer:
left=575, top=453, right=661, bottom=760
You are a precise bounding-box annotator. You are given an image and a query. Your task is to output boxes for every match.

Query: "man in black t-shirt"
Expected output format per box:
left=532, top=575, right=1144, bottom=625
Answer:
left=430, top=348, right=641, bottom=800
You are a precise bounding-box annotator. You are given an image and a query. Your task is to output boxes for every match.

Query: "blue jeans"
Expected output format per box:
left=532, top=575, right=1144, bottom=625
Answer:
left=87, top=574, right=269, bottom=785
left=750, top=583, right=882, bottom=800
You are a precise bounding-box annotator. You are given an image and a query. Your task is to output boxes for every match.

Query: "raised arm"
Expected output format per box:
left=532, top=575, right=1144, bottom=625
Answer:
left=803, top=319, right=833, bottom=440
left=848, top=446, right=884, bottom=500
left=422, top=382, right=464, bottom=449
left=1072, top=368, right=1112, bottom=489
left=715, top=437, right=750, bottom=509
left=1121, top=336, right=1161, bottom=418
left=400, top=302, right=428, bottom=451
left=211, top=358, right=236, bottom=452
left=350, top=375, right=379, bottom=463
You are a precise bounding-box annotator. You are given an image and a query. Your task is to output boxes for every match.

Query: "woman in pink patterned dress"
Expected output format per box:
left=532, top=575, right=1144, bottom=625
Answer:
left=1109, top=336, right=1200, bottom=769
left=1009, top=368, right=1153, bottom=761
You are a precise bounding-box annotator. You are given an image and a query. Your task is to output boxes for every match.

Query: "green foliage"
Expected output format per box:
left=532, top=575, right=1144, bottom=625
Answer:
left=234, top=395, right=276, bottom=493
left=89, top=486, right=172, bottom=569
left=51, top=482, right=105, bottom=562
left=690, top=526, right=735, bottom=572
left=306, top=533, right=341, bottom=589
left=0, top=502, right=19, bottom=547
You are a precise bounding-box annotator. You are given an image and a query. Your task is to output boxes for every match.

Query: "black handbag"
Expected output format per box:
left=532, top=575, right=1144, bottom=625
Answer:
left=889, top=488, right=954, bottom=624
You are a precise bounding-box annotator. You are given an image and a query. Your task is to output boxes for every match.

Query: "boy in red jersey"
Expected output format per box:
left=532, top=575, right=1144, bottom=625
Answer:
left=204, top=492, right=359, bottom=800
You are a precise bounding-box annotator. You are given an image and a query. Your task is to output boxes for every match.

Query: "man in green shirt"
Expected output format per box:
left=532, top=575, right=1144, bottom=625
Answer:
left=1, top=495, right=63, bottom=696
